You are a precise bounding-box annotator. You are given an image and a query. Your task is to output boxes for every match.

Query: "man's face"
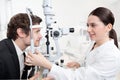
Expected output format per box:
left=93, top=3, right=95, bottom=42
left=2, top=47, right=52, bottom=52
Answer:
left=32, top=28, right=42, bottom=47
left=15, top=27, right=42, bottom=51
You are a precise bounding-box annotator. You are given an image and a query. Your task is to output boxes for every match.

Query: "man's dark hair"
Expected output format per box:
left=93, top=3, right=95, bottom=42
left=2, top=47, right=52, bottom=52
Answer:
left=7, top=13, right=42, bottom=40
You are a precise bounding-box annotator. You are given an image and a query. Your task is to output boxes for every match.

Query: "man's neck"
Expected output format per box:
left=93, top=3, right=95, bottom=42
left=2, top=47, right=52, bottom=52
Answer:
left=14, top=39, right=26, bottom=51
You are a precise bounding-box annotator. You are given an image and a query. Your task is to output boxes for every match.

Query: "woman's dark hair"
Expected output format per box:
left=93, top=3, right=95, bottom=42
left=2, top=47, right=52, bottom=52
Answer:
left=7, top=13, right=42, bottom=40
left=89, top=7, right=118, bottom=48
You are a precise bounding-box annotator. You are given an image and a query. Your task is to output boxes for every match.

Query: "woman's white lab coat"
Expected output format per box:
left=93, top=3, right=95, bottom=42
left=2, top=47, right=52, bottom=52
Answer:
left=49, top=40, right=120, bottom=80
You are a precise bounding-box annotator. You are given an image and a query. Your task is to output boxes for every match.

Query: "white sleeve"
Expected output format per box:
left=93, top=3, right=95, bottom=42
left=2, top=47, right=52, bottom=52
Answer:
left=49, top=64, right=102, bottom=80
left=49, top=64, right=75, bottom=80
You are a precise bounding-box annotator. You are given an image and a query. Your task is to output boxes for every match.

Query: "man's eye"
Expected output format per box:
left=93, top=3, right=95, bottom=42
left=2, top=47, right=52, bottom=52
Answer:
left=36, top=30, right=40, bottom=33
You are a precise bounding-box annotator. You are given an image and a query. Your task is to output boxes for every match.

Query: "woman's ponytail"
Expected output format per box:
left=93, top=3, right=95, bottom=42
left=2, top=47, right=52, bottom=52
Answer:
left=109, top=29, right=118, bottom=48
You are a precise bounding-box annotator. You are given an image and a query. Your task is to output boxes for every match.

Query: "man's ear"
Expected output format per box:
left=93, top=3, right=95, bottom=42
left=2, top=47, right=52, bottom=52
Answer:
left=17, top=28, right=26, bottom=37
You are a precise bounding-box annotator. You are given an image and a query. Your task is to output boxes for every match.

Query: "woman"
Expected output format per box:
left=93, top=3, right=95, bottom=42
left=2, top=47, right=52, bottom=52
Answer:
left=26, top=7, right=120, bottom=80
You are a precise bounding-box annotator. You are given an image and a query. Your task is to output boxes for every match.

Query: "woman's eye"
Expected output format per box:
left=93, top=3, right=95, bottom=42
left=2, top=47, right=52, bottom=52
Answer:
left=91, top=24, right=96, bottom=28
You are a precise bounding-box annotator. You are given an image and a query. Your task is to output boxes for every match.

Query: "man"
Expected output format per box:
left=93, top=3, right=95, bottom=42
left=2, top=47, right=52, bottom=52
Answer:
left=0, top=13, right=42, bottom=79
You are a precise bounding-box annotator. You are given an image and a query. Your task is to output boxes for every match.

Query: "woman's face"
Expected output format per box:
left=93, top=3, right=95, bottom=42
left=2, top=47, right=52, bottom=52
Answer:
left=87, top=15, right=110, bottom=42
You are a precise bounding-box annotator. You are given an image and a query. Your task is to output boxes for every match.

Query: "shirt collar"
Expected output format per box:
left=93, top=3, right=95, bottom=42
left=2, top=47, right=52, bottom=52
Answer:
left=12, top=40, right=23, bottom=56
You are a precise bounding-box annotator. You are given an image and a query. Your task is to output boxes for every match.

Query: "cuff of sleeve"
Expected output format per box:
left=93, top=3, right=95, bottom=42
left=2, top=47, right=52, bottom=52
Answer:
left=50, top=64, right=58, bottom=73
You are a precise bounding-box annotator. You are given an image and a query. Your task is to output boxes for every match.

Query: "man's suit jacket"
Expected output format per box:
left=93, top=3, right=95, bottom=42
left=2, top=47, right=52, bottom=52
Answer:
left=0, top=38, right=20, bottom=79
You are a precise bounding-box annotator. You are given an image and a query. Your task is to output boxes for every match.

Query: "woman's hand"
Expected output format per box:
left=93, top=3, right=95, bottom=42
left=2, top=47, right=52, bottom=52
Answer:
left=66, top=61, right=80, bottom=68
left=29, top=72, right=54, bottom=80
left=29, top=72, right=40, bottom=80
left=42, top=77, right=54, bottom=80
left=25, top=50, right=52, bottom=69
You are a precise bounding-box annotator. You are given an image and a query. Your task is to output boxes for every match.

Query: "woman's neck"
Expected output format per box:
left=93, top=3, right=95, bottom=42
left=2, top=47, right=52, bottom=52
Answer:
left=94, top=38, right=110, bottom=49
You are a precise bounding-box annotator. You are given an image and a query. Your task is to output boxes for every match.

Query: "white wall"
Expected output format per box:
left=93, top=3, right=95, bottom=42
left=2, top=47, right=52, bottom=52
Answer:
left=0, top=0, right=120, bottom=53
left=6, top=0, right=120, bottom=36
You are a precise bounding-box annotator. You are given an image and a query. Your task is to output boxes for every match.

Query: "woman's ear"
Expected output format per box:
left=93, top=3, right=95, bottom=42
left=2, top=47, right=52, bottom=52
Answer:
left=17, top=28, right=26, bottom=37
left=106, top=23, right=112, bottom=32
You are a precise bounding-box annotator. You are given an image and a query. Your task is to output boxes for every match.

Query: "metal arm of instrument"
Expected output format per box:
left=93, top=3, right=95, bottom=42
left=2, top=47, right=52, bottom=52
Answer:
left=26, top=8, right=40, bottom=80
left=26, top=8, right=35, bottom=53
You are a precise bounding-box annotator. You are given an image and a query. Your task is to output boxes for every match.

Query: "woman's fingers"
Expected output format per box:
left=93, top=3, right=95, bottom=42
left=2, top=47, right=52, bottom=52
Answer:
left=42, top=77, right=54, bottom=80
left=29, top=72, right=40, bottom=80
left=66, top=62, right=80, bottom=68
